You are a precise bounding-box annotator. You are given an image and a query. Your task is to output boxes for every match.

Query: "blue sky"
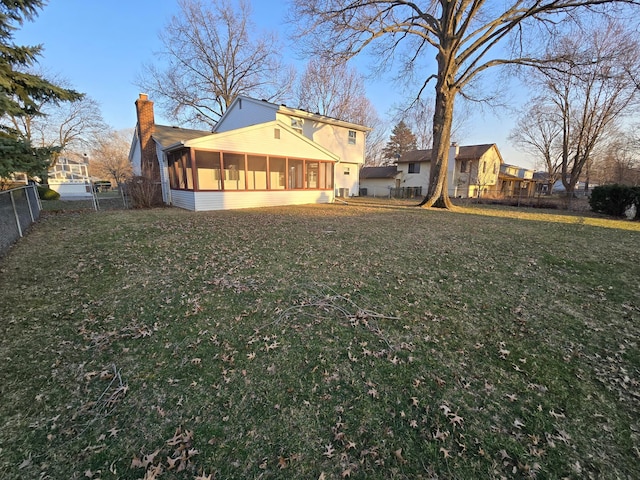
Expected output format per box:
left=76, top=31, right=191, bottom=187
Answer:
left=14, top=0, right=531, bottom=167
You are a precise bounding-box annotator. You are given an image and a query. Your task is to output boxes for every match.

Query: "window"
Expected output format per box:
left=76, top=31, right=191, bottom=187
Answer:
left=183, top=150, right=335, bottom=192
left=270, top=157, right=286, bottom=189
left=320, top=162, right=333, bottom=190
left=493, top=163, right=497, bottom=175
left=195, top=150, right=221, bottom=190
left=274, top=128, right=280, bottom=139
left=408, top=162, right=420, bottom=174
left=344, top=167, right=350, bottom=175
left=247, top=155, right=267, bottom=190
left=289, top=159, right=304, bottom=188
left=306, top=161, right=319, bottom=188
left=222, top=153, right=245, bottom=190
left=482, top=161, right=486, bottom=173
left=291, top=117, right=303, bottom=133
left=460, top=160, right=469, bottom=173
left=167, top=148, right=193, bottom=190
left=348, top=130, right=356, bottom=145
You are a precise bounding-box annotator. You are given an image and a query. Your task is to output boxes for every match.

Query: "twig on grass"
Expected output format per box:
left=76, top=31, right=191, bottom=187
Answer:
left=95, top=364, right=128, bottom=414
left=257, top=282, right=399, bottom=349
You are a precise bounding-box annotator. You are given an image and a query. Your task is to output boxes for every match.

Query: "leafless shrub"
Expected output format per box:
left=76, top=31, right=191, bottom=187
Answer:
left=126, top=176, right=162, bottom=208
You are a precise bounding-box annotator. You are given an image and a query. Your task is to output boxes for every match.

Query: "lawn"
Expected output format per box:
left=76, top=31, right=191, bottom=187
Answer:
left=0, top=202, right=638, bottom=479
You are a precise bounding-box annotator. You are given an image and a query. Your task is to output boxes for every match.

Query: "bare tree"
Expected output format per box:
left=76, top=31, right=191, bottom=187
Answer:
left=291, top=0, right=638, bottom=209
left=89, top=130, right=134, bottom=188
left=401, top=98, right=434, bottom=150
left=295, top=59, right=368, bottom=122
left=525, top=20, right=640, bottom=205
left=509, top=98, right=564, bottom=193
left=294, top=58, right=385, bottom=165
left=139, top=0, right=293, bottom=128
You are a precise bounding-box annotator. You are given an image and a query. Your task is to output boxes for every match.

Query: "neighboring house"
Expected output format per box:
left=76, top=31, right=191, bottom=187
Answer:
left=48, top=156, right=93, bottom=198
left=129, top=94, right=370, bottom=211
left=498, top=164, right=537, bottom=198
left=393, top=143, right=503, bottom=198
left=359, top=166, right=401, bottom=197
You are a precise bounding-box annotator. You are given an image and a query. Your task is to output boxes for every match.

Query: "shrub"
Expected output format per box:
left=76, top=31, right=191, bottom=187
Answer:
left=125, top=176, right=163, bottom=208
left=37, top=185, right=60, bottom=200
left=589, top=184, right=635, bottom=217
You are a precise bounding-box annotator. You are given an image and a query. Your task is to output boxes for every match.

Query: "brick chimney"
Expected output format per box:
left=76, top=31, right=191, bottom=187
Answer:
left=135, top=93, right=160, bottom=181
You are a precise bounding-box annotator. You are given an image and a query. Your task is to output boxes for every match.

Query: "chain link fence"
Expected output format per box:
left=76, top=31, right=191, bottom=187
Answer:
left=0, top=184, right=41, bottom=256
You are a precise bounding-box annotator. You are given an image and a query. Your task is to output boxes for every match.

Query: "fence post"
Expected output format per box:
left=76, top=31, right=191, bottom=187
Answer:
left=25, top=186, right=35, bottom=222
left=9, top=190, right=23, bottom=238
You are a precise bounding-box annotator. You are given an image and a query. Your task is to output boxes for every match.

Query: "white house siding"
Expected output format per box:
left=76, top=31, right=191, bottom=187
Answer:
left=215, top=98, right=278, bottom=132
left=185, top=190, right=333, bottom=211
left=333, top=162, right=361, bottom=196
left=129, top=132, right=142, bottom=176
left=449, top=147, right=501, bottom=198
left=157, top=144, right=171, bottom=204
left=49, top=180, right=92, bottom=198
left=187, top=122, right=337, bottom=162
left=275, top=113, right=367, bottom=197
left=359, top=178, right=396, bottom=197
left=170, top=190, right=196, bottom=210
left=397, top=164, right=431, bottom=189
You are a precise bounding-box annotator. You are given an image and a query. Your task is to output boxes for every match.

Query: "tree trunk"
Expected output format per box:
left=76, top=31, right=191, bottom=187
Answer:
left=419, top=45, right=456, bottom=209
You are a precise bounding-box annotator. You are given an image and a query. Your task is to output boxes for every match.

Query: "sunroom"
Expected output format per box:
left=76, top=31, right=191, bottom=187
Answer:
left=156, top=121, right=339, bottom=211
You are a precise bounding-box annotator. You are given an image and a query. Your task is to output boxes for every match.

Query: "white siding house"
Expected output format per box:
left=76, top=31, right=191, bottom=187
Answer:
left=129, top=94, right=361, bottom=211
left=215, top=96, right=370, bottom=197
left=48, top=156, right=93, bottom=198
left=397, top=144, right=504, bottom=198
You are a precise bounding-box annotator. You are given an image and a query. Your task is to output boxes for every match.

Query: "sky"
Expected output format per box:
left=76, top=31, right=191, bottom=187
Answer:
left=14, top=0, right=533, bottom=168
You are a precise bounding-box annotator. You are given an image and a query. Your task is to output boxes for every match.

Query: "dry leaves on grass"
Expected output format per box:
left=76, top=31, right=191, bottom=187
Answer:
left=131, top=426, right=201, bottom=477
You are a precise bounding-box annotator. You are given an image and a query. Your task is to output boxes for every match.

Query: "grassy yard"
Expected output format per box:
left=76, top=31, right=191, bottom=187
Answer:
left=0, top=202, right=638, bottom=479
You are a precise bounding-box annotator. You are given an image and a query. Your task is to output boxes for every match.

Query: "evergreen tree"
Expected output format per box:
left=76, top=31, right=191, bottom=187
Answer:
left=382, top=121, right=417, bottom=162
left=0, top=0, right=82, bottom=180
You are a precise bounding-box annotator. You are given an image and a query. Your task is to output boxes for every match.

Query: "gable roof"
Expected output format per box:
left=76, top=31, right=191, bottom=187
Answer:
left=397, top=144, right=498, bottom=163
left=360, top=166, right=400, bottom=179
left=457, top=144, right=495, bottom=160
left=216, top=95, right=372, bottom=133
left=152, top=125, right=212, bottom=149
left=397, top=150, right=430, bottom=164
left=152, top=120, right=339, bottom=162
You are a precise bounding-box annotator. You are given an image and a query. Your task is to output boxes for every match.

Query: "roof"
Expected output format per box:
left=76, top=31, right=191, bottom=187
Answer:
left=457, top=144, right=494, bottom=160
left=151, top=124, right=212, bottom=149
left=360, top=166, right=400, bottom=179
left=397, top=150, right=431, bottom=163
left=218, top=95, right=372, bottom=133
left=397, top=144, right=496, bottom=163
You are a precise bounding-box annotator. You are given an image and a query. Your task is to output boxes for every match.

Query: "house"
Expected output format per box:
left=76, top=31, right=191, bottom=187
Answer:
left=362, top=143, right=504, bottom=198
left=48, top=156, right=93, bottom=198
left=498, top=164, right=537, bottom=198
left=358, top=166, right=401, bottom=197
left=129, top=94, right=370, bottom=211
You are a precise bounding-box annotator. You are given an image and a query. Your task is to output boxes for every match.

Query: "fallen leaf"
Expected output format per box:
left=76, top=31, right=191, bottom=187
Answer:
left=323, top=444, right=335, bottom=458
left=394, top=448, right=407, bottom=464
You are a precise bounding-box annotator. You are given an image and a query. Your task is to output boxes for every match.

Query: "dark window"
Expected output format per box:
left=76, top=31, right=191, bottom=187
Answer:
left=167, top=148, right=193, bottom=190
left=408, top=162, right=420, bottom=174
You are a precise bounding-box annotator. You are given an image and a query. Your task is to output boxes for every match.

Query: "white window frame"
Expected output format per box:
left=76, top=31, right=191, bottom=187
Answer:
left=291, top=117, right=303, bottom=133
left=348, top=130, right=356, bottom=145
